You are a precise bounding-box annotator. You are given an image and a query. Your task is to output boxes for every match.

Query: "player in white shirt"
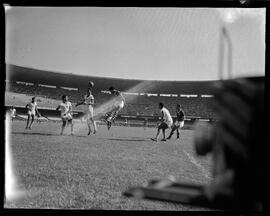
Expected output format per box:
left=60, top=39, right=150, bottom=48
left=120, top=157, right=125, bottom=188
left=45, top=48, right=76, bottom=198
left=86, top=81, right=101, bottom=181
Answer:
left=105, top=86, right=125, bottom=130
left=151, top=102, right=173, bottom=142
left=9, top=105, right=16, bottom=121
left=56, top=95, right=74, bottom=135
left=25, top=97, right=40, bottom=130
left=75, top=88, right=97, bottom=135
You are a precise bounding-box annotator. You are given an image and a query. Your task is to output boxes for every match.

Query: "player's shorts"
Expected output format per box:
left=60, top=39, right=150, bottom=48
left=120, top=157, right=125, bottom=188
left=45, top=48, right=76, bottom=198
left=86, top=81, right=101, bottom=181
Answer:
left=61, top=113, right=73, bottom=121
left=27, top=110, right=36, bottom=116
left=84, top=106, right=94, bottom=119
left=174, top=120, right=184, bottom=128
left=158, top=122, right=172, bottom=130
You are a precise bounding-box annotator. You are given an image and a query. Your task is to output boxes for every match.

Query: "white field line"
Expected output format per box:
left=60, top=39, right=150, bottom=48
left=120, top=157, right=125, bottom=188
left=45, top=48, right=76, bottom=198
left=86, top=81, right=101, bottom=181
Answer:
left=183, top=149, right=212, bottom=180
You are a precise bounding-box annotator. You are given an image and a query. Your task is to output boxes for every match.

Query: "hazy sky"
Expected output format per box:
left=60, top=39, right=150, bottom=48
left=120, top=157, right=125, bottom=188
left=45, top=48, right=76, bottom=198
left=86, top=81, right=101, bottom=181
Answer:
left=5, top=7, right=265, bottom=81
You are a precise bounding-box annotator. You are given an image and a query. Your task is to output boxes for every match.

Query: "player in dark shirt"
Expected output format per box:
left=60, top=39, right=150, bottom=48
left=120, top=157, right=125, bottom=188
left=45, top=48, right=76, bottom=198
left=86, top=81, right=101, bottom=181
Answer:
left=167, top=104, right=185, bottom=139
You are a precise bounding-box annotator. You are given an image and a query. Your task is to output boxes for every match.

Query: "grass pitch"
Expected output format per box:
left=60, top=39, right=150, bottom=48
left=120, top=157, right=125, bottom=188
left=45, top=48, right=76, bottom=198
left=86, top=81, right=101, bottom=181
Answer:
left=5, top=120, right=213, bottom=210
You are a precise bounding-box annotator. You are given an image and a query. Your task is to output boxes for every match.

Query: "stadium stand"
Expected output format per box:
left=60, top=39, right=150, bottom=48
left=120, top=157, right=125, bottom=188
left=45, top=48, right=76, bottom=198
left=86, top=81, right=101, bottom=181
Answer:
left=6, top=81, right=217, bottom=119
left=5, top=64, right=218, bottom=119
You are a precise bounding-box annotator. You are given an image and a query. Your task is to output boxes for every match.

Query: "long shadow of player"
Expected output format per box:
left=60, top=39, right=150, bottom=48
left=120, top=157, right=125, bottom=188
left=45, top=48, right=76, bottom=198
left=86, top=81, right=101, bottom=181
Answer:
left=106, top=138, right=148, bottom=142
left=12, top=131, right=86, bottom=137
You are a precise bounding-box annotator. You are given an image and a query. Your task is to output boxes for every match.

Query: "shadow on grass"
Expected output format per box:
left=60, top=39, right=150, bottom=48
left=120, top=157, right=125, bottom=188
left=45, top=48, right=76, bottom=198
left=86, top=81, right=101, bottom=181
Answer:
left=12, top=132, right=86, bottom=137
left=106, top=138, right=148, bottom=142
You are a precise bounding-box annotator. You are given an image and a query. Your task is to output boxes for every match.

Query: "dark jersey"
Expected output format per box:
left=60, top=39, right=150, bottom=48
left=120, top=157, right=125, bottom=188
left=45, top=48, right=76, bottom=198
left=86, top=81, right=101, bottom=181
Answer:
left=176, top=109, right=185, bottom=121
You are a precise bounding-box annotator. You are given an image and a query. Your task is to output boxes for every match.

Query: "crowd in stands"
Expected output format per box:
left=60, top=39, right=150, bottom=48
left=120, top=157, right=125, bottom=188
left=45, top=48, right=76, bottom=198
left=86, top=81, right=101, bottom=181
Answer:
left=7, top=81, right=217, bottom=119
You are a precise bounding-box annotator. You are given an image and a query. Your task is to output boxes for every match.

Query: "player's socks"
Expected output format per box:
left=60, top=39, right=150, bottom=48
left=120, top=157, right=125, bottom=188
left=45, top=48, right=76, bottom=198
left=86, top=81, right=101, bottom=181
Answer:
left=107, top=122, right=112, bottom=130
left=167, top=131, right=173, bottom=139
left=88, top=130, right=91, bottom=135
left=177, top=133, right=180, bottom=139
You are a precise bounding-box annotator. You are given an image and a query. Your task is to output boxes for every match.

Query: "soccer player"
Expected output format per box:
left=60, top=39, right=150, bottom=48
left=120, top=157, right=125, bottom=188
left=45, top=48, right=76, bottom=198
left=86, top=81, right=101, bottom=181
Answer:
left=56, top=95, right=74, bottom=135
left=167, top=104, right=185, bottom=139
left=105, top=86, right=125, bottom=130
left=9, top=105, right=16, bottom=121
left=75, top=88, right=97, bottom=135
left=25, top=97, right=40, bottom=130
left=151, top=102, right=173, bottom=142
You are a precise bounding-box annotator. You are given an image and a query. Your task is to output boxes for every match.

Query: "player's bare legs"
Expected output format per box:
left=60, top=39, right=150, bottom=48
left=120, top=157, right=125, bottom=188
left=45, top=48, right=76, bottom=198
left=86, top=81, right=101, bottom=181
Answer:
left=176, top=128, right=180, bottom=139
left=151, top=128, right=161, bottom=142
left=152, top=122, right=168, bottom=142
left=25, top=114, right=31, bottom=129
left=60, top=120, right=66, bottom=135
left=87, top=119, right=92, bottom=135
left=106, top=106, right=121, bottom=130
left=69, top=120, right=74, bottom=135
left=90, top=118, right=97, bottom=134
left=161, top=128, right=166, bottom=141
left=167, top=125, right=178, bottom=139
left=28, top=115, right=35, bottom=130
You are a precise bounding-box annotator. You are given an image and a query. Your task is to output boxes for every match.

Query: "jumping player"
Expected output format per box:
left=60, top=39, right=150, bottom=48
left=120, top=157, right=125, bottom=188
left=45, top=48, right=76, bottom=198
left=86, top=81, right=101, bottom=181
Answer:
left=105, top=86, right=125, bottom=130
left=167, top=104, right=185, bottom=139
left=75, top=88, right=97, bottom=135
left=151, top=102, right=173, bottom=142
left=56, top=95, right=74, bottom=135
left=25, top=97, right=40, bottom=130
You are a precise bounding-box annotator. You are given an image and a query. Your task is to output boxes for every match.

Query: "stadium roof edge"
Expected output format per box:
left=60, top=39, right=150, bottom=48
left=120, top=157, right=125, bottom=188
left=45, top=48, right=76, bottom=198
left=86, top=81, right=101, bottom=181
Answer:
left=6, top=64, right=219, bottom=94
left=6, top=64, right=220, bottom=83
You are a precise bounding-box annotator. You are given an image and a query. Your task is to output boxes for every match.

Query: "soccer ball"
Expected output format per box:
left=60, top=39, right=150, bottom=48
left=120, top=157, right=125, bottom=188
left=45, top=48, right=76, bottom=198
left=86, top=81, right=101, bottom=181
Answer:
left=88, top=81, right=94, bottom=88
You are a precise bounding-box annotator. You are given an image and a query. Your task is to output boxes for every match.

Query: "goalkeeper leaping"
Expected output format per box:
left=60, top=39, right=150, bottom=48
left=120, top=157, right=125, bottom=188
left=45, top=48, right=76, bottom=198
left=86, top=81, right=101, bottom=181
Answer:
left=104, top=86, right=125, bottom=130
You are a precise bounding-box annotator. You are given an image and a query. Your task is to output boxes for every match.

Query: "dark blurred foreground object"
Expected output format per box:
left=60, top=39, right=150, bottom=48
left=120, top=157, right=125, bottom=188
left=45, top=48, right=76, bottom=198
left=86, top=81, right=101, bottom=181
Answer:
left=123, top=76, right=266, bottom=211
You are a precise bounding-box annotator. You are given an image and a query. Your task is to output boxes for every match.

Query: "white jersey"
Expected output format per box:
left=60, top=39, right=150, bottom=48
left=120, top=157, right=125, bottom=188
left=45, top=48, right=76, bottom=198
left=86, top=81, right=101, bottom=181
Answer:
left=10, top=108, right=16, bottom=117
left=84, top=94, right=94, bottom=106
left=160, top=107, right=173, bottom=127
left=113, top=90, right=125, bottom=108
left=59, top=101, right=72, bottom=117
left=27, top=101, right=37, bottom=115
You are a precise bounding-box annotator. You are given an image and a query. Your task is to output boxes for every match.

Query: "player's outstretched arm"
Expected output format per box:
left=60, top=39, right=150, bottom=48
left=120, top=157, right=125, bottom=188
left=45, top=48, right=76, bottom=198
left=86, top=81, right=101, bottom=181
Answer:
left=120, top=93, right=125, bottom=102
left=56, top=105, right=60, bottom=111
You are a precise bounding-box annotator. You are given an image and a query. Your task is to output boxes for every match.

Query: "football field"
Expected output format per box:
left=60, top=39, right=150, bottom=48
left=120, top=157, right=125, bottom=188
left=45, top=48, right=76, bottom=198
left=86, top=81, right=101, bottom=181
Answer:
left=5, top=120, right=213, bottom=210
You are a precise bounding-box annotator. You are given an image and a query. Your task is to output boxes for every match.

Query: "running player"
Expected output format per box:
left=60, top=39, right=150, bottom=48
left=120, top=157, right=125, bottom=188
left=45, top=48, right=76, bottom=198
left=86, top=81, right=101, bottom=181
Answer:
left=75, top=88, right=97, bottom=135
left=151, top=102, right=173, bottom=142
left=25, top=97, right=40, bottom=130
left=167, top=104, right=185, bottom=140
left=105, top=86, right=125, bottom=130
left=56, top=95, right=74, bottom=135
